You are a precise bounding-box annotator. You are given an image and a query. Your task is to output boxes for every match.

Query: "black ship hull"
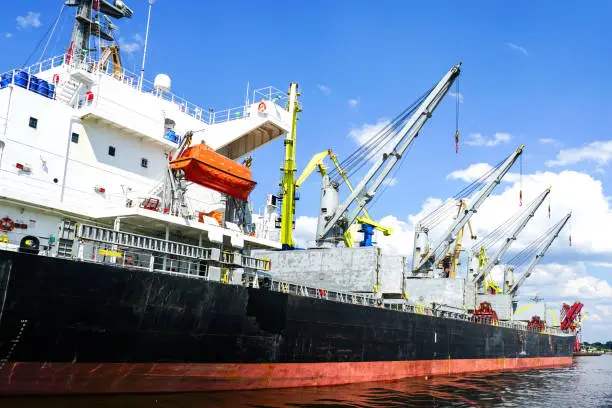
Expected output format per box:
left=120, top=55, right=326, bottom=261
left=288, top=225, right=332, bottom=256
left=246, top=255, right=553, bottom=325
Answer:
left=0, top=250, right=574, bottom=394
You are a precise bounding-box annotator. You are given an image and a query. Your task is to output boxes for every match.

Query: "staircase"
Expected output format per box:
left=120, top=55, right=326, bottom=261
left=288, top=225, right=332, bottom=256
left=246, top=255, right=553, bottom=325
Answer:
left=55, top=79, right=82, bottom=106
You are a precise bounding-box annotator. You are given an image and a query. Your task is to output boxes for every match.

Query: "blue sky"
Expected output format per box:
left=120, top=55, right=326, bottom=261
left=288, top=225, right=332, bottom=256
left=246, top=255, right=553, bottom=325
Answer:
left=2, top=1, right=612, bottom=341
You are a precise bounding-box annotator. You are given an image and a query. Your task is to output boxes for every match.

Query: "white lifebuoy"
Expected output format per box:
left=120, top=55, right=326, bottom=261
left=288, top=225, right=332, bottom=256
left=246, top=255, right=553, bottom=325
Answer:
left=257, top=101, right=267, bottom=113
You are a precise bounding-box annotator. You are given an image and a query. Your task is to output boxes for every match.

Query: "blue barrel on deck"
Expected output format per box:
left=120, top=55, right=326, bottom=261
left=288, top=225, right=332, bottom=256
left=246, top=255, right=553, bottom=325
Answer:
left=1, top=72, right=13, bottom=88
left=36, top=79, right=49, bottom=97
left=28, top=76, right=39, bottom=92
left=14, top=71, right=28, bottom=88
left=47, top=83, right=56, bottom=99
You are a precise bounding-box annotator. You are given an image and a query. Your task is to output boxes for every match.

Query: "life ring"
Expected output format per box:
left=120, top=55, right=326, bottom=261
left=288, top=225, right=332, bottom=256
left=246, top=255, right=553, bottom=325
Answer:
left=257, top=101, right=267, bottom=113
left=52, top=74, right=60, bottom=84
left=0, top=217, right=15, bottom=232
left=125, top=255, right=134, bottom=265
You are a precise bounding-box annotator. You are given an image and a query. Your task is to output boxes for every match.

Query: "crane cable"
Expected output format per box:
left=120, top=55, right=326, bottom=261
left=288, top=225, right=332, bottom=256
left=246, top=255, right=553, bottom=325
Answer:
left=504, top=217, right=566, bottom=268
left=519, top=154, right=523, bottom=206
left=470, top=189, right=550, bottom=254
left=418, top=158, right=506, bottom=230
left=328, top=86, right=434, bottom=183
left=455, top=77, right=460, bottom=153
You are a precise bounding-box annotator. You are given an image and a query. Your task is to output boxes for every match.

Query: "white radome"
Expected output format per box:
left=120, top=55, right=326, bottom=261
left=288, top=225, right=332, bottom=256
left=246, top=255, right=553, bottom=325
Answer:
left=154, top=74, right=171, bottom=93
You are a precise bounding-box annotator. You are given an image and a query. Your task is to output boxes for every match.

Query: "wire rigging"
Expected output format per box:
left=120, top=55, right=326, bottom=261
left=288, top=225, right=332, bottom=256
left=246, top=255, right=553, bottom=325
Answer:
left=470, top=189, right=550, bottom=255
left=39, top=3, right=67, bottom=61
left=328, top=86, right=435, bottom=184
left=503, top=216, right=567, bottom=271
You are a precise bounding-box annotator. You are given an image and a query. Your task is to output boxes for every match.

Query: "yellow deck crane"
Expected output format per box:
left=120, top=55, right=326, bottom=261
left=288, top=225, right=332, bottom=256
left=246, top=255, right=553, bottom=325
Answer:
left=293, top=149, right=393, bottom=248
left=279, top=83, right=301, bottom=249
left=280, top=63, right=462, bottom=249
left=98, top=44, right=124, bottom=80
left=438, top=199, right=477, bottom=278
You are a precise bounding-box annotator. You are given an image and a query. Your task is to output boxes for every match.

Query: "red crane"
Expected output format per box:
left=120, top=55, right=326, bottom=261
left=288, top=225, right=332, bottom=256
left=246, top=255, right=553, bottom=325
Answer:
left=560, top=301, right=584, bottom=352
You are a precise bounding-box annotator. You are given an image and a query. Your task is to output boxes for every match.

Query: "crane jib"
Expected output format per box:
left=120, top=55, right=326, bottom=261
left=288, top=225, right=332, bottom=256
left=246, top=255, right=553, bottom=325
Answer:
left=316, top=63, right=461, bottom=244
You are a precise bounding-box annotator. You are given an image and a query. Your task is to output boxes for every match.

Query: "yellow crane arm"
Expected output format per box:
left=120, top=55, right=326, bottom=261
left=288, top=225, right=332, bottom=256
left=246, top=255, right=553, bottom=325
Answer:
left=547, top=309, right=559, bottom=326
left=355, top=216, right=393, bottom=236
left=295, top=150, right=330, bottom=187
left=576, top=312, right=588, bottom=328
left=514, top=302, right=533, bottom=315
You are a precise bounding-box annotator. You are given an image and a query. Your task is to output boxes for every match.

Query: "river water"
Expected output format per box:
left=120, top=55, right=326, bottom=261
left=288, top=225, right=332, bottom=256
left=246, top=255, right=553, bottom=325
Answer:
left=2, top=356, right=612, bottom=407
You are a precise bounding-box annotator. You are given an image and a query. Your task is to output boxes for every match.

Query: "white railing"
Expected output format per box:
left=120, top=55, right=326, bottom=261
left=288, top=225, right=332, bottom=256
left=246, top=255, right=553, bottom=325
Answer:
left=1, top=54, right=288, bottom=126
left=68, top=55, right=286, bottom=125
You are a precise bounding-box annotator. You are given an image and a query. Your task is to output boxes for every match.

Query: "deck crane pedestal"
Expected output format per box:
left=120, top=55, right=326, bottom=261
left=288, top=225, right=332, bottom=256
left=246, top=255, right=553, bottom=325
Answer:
left=293, top=149, right=394, bottom=248
left=411, top=146, right=524, bottom=276
left=471, top=186, right=552, bottom=292
left=315, top=63, right=462, bottom=247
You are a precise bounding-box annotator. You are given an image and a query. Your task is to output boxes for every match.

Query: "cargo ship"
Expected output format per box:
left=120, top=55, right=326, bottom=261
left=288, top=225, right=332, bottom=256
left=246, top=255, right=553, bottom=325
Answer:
left=0, top=1, right=580, bottom=395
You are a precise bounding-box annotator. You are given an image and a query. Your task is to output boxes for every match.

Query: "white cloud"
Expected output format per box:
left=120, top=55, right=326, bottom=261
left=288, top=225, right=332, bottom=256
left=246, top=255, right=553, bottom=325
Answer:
left=293, top=164, right=612, bottom=340
left=539, top=138, right=557, bottom=145
left=546, top=140, right=612, bottom=167
left=465, top=132, right=512, bottom=147
left=507, top=42, right=528, bottom=56
left=561, top=276, right=612, bottom=299
left=348, top=119, right=390, bottom=146
left=16, top=12, right=41, bottom=29
left=348, top=97, right=360, bottom=109
left=447, top=163, right=494, bottom=183
left=294, top=215, right=318, bottom=248
left=316, top=84, right=331, bottom=96
left=118, top=33, right=144, bottom=55
left=3, top=33, right=13, bottom=39
left=450, top=92, right=464, bottom=103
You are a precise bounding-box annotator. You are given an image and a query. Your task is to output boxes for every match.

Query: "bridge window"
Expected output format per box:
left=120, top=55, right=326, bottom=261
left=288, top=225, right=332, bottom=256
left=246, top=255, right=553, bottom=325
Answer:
left=141, top=158, right=148, bottom=168
left=29, top=117, right=38, bottom=129
left=71, top=132, right=79, bottom=143
left=108, top=146, right=116, bottom=157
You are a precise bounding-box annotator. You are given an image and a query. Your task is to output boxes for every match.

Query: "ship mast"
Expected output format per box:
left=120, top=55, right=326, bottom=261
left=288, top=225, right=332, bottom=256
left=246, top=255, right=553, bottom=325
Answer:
left=66, top=0, right=133, bottom=63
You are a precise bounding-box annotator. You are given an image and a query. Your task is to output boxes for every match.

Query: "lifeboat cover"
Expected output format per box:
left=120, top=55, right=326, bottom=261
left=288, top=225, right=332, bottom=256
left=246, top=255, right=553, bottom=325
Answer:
left=170, top=143, right=256, bottom=201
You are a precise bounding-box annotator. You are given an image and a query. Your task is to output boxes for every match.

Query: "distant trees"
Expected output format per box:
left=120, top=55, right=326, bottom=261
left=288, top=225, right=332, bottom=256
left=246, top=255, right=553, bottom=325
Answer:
left=582, top=341, right=612, bottom=351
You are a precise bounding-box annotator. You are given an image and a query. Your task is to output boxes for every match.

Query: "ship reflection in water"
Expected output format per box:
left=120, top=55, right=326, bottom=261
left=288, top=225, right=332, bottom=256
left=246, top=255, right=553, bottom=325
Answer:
left=2, top=356, right=611, bottom=408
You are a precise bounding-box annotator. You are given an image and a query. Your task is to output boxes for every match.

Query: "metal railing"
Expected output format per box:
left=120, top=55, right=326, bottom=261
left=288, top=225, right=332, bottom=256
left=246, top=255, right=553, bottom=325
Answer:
left=1, top=54, right=288, bottom=126
left=258, top=276, right=570, bottom=337
left=0, top=228, right=571, bottom=338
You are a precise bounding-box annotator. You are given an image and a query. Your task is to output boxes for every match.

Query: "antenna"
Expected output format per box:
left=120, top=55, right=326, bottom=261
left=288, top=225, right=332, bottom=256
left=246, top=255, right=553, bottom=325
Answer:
left=139, top=0, right=156, bottom=91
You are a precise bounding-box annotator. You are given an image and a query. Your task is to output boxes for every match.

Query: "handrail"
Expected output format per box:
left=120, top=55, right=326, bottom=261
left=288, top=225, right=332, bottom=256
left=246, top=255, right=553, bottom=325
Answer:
left=258, top=276, right=570, bottom=337
left=1, top=54, right=288, bottom=127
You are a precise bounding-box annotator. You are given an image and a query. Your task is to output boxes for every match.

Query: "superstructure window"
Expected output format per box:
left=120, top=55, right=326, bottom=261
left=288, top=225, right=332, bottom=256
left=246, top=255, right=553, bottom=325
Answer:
left=71, top=132, right=79, bottom=143
left=108, top=146, right=116, bottom=157
left=141, top=158, right=148, bottom=168
left=29, top=117, right=38, bottom=129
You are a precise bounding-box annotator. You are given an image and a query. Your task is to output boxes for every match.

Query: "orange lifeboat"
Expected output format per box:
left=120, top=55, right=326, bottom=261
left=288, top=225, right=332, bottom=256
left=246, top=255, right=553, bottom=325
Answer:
left=170, top=143, right=256, bottom=201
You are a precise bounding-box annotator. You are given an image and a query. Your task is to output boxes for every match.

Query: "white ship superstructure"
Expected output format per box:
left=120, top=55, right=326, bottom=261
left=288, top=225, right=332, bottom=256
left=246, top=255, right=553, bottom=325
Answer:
left=0, top=0, right=287, bottom=263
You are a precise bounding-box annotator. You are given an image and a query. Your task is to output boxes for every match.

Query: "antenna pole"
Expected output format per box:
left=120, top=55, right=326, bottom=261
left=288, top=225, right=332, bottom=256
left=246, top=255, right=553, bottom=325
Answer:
left=139, top=0, right=155, bottom=91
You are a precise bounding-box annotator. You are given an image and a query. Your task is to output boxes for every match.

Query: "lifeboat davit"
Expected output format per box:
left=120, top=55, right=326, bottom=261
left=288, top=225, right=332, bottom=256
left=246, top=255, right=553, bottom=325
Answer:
left=170, top=143, right=256, bottom=201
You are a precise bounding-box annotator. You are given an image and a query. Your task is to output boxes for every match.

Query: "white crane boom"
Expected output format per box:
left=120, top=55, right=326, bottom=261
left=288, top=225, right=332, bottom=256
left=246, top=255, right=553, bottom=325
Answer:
left=508, top=212, right=571, bottom=295
left=413, top=145, right=524, bottom=273
left=316, top=63, right=462, bottom=244
left=473, top=187, right=551, bottom=285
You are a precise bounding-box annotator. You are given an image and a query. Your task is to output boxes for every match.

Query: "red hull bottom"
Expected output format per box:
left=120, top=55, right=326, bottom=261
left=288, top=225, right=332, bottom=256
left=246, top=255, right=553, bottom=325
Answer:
left=0, top=357, right=572, bottom=395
